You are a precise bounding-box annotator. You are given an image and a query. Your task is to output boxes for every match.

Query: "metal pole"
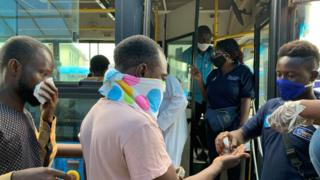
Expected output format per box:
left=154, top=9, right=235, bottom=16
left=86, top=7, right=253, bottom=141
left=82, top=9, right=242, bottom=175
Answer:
left=115, top=0, right=144, bottom=44
left=268, top=0, right=279, bottom=100
left=143, top=0, right=152, bottom=37
left=213, top=0, right=218, bottom=45
left=269, top=0, right=289, bottom=100
left=154, top=5, right=159, bottom=42
left=189, top=0, right=200, bottom=175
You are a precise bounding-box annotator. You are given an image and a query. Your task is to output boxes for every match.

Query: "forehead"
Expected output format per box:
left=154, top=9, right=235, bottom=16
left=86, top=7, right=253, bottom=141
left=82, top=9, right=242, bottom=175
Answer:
left=29, top=48, right=54, bottom=69
left=276, top=56, right=308, bottom=72
left=158, top=49, right=167, bottom=73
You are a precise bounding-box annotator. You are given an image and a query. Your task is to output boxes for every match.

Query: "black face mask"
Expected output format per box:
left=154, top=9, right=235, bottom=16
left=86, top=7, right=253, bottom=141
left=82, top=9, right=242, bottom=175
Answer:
left=211, top=55, right=226, bottom=68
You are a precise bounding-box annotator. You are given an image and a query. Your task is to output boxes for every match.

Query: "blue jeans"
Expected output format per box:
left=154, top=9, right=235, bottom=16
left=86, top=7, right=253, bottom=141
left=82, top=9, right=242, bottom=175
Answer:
left=310, top=129, right=320, bottom=176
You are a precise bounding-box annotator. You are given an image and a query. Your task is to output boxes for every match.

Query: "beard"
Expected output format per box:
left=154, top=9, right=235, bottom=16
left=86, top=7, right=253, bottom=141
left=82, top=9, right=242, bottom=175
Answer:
left=17, top=77, right=40, bottom=107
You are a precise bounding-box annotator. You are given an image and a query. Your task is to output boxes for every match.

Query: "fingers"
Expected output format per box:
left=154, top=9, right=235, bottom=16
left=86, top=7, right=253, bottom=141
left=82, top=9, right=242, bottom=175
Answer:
left=232, top=145, right=250, bottom=159
left=44, top=80, right=58, bottom=93
left=215, top=132, right=229, bottom=155
left=39, top=81, right=58, bottom=105
left=47, top=168, right=72, bottom=180
left=230, top=134, right=238, bottom=150
left=190, top=66, right=200, bottom=74
left=238, top=152, right=250, bottom=159
left=41, top=81, right=58, bottom=99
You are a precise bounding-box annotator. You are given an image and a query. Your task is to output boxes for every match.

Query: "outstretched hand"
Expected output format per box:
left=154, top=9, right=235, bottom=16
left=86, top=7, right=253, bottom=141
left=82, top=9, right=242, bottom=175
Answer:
left=213, top=144, right=250, bottom=171
left=12, top=167, right=74, bottom=180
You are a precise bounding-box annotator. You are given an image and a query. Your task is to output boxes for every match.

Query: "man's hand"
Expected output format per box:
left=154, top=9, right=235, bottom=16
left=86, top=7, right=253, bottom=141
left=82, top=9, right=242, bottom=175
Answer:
left=215, top=131, right=240, bottom=155
left=191, top=66, right=202, bottom=82
left=40, top=80, right=58, bottom=123
left=12, top=167, right=74, bottom=180
left=212, top=144, right=250, bottom=172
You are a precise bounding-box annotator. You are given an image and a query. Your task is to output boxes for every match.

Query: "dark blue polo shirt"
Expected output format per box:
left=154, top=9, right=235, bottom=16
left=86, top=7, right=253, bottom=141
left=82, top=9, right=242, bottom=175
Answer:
left=206, top=64, right=254, bottom=109
left=242, top=97, right=318, bottom=180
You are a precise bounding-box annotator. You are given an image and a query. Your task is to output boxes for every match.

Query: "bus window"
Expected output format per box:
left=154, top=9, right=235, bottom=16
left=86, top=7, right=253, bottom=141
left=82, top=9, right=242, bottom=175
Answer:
left=56, top=42, right=115, bottom=82
left=294, top=2, right=320, bottom=92
left=167, top=34, right=193, bottom=99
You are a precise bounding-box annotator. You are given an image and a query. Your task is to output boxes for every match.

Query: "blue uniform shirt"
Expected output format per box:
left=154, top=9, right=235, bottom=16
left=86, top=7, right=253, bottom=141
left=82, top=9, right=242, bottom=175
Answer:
left=182, top=46, right=213, bottom=103
left=242, top=97, right=318, bottom=180
left=206, top=64, right=254, bottom=109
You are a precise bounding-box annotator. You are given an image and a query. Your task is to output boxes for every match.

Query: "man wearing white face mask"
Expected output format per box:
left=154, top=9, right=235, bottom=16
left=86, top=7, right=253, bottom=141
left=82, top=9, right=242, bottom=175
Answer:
left=182, top=25, right=213, bottom=106
left=181, top=26, right=213, bottom=160
left=79, top=35, right=249, bottom=180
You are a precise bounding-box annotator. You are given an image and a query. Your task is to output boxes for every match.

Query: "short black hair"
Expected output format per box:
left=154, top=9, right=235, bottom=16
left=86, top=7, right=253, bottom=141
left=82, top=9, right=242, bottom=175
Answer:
left=0, top=36, right=52, bottom=70
left=90, top=55, right=110, bottom=75
left=114, top=35, right=161, bottom=71
left=278, top=40, right=320, bottom=70
left=216, top=38, right=243, bottom=64
left=198, top=25, right=212, bottom=37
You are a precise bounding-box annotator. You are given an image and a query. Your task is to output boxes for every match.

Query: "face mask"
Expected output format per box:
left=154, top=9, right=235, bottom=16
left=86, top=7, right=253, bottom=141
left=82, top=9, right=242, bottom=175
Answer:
left=277, top=79, right=313, bottom=100
left=197, top=43, right=210, bottom=52
left=212, top=55, right=226, bottom=68
left=99, top=68, right=166, bottom=120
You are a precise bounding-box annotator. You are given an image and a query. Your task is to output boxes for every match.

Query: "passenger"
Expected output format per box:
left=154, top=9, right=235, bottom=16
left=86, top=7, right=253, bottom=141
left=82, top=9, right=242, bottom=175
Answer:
left=83, top=55, right=110, bottom=81
left=268, top=99, right=320, bottom=176
left=215, top=40, right=320, bottom=180
left=157, top=71, right=188, bottom=168
left=182, top=25, right=213, bottom=129
left=0, top=36, right=71, bottom=179
left=80, top=35, right=249, bottom=180
left=194, top=38, right=254, bottom=179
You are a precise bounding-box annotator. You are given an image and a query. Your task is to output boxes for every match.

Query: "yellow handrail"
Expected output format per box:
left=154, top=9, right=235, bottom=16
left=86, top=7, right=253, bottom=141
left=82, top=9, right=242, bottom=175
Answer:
left=79, top=8, right=115, bottom=13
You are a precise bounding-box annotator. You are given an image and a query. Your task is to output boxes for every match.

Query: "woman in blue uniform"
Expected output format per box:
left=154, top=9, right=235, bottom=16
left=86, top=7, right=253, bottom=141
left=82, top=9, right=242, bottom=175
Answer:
left=202, top=38, right=254, bottom=179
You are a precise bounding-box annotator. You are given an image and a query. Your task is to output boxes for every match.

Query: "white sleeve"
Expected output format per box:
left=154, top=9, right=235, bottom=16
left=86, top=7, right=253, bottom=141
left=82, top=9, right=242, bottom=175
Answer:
left=157, top=76, right=188, bottom=132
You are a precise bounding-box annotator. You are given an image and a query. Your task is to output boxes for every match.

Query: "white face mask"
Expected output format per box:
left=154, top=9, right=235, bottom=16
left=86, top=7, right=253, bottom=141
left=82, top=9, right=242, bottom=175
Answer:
left=197, top=43, right=211, bottom=52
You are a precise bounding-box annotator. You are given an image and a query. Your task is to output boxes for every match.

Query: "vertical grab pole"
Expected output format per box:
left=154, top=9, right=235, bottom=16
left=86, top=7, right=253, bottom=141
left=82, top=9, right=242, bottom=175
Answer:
left=213, top=0, right=218, bottom=45
left=189, top=0, right=200, bottom=175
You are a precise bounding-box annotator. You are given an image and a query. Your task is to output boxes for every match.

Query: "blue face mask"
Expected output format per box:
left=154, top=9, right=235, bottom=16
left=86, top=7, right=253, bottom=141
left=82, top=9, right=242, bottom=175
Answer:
left=277, top=79, right=313, bottom=100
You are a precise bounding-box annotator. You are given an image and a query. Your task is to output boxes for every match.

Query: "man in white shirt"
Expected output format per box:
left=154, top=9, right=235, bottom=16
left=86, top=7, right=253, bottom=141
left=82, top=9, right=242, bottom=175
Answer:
left=158, top=74, right=188, bottom=167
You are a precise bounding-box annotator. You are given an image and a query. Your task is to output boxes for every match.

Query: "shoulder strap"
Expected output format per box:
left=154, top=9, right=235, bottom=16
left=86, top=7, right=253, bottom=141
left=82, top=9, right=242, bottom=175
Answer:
left=283, top=133, right=304, bottom=175
left=283, top=133, right=320, bottom=180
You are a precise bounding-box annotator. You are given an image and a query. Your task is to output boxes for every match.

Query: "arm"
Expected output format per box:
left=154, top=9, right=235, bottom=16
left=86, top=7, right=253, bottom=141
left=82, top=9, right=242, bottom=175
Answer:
left=239, top=98, right=251, bottom=126
left=191, top=66, right=207, bottom=101
left=299, top=100, right=320, bottom=124
left=37, top=81, right=59, bottom=166
left=155, top=145, right=250, bottom=180
left=0, top=168, right=72, bottom=180
left=239, top=67, right=255, bottom=126
left=37, top=116, right=57, bottom=166
left=158, top=76, right=188, bottom=132
left=268, top=100, right=320, bottom=132
left=197, top=79, right=207, bottom=102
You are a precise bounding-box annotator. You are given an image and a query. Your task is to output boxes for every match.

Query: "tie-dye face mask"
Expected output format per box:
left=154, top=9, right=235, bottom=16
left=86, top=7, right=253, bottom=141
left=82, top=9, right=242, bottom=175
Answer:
left=99, top=68, right=166, bottom=120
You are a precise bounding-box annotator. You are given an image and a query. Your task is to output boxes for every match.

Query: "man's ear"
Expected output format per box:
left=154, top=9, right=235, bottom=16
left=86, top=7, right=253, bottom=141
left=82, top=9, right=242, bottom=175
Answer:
left=7, top=59, right=22, bottom=77
left=135, top=63, right=148, bottom=78
left=310, top=70, right=319, bottom=82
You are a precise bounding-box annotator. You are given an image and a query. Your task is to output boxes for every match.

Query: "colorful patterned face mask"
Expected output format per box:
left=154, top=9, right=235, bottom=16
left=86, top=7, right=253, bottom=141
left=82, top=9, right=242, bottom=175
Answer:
left=99, top=68, right=166, bottom=120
